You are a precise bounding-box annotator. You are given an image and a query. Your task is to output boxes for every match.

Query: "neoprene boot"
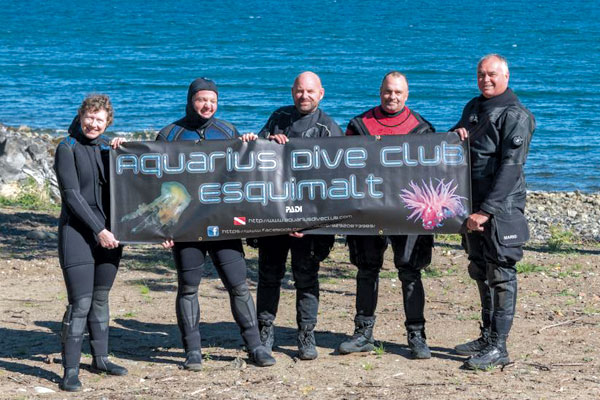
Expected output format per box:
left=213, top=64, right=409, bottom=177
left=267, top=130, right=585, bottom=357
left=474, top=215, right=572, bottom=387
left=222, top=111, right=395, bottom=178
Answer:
left=91, top=356, right=128, bottom=376
left=407, top=329, right=431, bottom=359
left=259, top=321, right=275, bottom=353
left=338, top=316, right=375, bottom=354
left=464, top=333, right=510, bottom=370
left=297, top=324, right=318, bottom=360
left=59, top=367, right=82, bottom=392
left=183, top=350, right=203, bottom=371
left=455, top=323, right=491, bottom=356
left=249, top=346, right=276, bottom=367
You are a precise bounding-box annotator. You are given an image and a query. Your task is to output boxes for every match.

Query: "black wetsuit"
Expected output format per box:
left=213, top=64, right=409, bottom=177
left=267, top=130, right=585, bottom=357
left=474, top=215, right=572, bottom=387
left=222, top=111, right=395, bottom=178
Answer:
left=452, top=88, right=535, bottom=341
left=345, top=106, right=435, bottom=333
left=157, top=109, right=262, bottom=354
left=54, top=116, right=123, bottom=369
left=256, top=105, right=343, bottom=329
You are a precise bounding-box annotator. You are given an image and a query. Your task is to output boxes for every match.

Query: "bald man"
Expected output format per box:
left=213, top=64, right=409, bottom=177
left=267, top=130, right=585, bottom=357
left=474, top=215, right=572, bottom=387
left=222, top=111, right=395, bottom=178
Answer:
left=338, top=71, right=436, bottom=360
left=255, top=71, right=343, bottom=360
left=452, top=54, right=535, bottom=370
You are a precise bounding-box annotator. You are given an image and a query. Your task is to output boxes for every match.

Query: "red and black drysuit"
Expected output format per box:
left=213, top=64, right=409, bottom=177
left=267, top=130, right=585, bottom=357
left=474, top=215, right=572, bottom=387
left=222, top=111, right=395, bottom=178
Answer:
left=345, top=105, right=435, bottom=334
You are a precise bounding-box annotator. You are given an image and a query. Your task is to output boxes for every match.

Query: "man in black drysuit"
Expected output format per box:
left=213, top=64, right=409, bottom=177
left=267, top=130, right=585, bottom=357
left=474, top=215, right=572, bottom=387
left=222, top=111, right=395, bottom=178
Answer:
left=255, top=71, right=343, bottom=360
left=452, top=54, right=535, bottom=369
left=337, top=71, right=436, bottom=359
left=158, top=78, right=275, bottom=369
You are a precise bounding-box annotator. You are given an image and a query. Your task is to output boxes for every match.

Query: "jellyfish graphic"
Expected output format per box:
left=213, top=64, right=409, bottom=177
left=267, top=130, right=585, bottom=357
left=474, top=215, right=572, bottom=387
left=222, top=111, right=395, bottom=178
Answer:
left=399, top=179, right=467, bottom=230
left=121, top=181, right=192, bottom=235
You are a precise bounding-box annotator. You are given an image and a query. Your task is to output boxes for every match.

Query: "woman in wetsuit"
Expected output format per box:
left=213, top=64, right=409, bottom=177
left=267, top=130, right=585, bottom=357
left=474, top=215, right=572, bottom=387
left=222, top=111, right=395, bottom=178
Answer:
left=157, top=78, right=275, bottom=369
left=54, top=94, right=127, bottom=391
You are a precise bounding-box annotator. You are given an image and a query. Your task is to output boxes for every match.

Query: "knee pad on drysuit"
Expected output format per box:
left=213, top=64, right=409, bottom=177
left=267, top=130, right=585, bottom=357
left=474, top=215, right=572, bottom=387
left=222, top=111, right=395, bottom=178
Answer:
left=229, top=283, right=257, bottom=329
left=61, top=296, right=92, bottom=368
left=229, top=283, right=261, bottom=350
left=468, top=261, right=487, bottom=282
left=176, top=284, right=200, bottom=351
left=176, top=285, right=200, bottom=330
left=397, top=267, right=421, bottom=282
left=63, top=296, right=92, bottom=338
left=488, top=265, right=518, bottom=336
left=88, top=288, right=110, bottom=357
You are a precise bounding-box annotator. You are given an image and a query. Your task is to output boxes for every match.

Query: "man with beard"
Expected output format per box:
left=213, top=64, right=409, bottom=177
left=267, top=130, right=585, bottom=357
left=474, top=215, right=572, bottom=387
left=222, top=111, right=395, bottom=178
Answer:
left=452, top=54, right=535, bottom=370
left=255, top=71, right=343, bottom=360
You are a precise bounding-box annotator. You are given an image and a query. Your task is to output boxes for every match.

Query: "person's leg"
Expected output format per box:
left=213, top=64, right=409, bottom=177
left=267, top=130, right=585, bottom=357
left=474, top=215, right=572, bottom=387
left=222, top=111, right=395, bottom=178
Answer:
left=455, top=232, right=493, bottom=355
left=391, top=235, right=433, bottom=359
left=61, top=264, right=94, bottom=391
left=256, top=235, right=290, bottom=350
left=289, top=235, right=325, bottom=360
left=338, top=235, right=387, bottom=354
left=88, top=246, right=127, bottom=375
left=464, top=215, right=523, bottom=370
left=58, top=224, right=95, bottom=392
left=173, top=242, right=205, bottom=371
left=211, top=240, right=275, bottom=367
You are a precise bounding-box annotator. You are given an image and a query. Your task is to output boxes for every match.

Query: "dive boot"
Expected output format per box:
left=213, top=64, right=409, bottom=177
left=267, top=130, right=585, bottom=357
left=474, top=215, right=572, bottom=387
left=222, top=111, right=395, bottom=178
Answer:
left=338, top=317, right=375, bottom=354
left=183, top=350, right=203, bottom=371
left=91, top=356, right=128, bottom=376
left=297, top=325, right=318, bottom=360
left=59, top=367, right=82, bottom=392
left=407, top=330, right=431, bottom=359
left=259, top=321, right=275, bottom=353
left=455, top=324, right=491, bottom=356
left=464, top=334, right=510, bottom=370
left=249, top=346, right=276, bottom=367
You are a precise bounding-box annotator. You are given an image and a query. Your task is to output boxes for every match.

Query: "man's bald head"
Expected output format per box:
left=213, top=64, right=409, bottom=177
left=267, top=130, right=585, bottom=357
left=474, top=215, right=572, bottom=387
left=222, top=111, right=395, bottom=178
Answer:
left=379, top=71, right=409, bottom=114
left=292, top=71, right=324, bottom=114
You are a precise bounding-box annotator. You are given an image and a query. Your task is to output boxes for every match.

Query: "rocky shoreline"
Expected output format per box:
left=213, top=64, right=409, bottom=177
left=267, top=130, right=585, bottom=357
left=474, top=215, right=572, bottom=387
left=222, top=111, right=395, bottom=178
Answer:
left=1, top=123, right=598, bottom=243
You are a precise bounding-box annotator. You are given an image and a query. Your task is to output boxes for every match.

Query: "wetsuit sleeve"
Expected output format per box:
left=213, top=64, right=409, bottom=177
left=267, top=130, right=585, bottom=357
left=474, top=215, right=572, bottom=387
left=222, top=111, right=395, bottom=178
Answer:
left=317, top=114, right=344, bottom=137
left=258, top=112, right=277, bottom=138
left=230, top=123, right=241, bottom=138
left=54, top=143, right=106, bottom=234
left=413, top=113, right=435, bottom=134
left=479, top=109, right=534, bottom=215
left=450, top=99, right=476, bottom=131
left=156, top=125, right=172, bottom=141
left=345, top=119, right=360, bottom=136
left=328, top=121, right=344, bottom=137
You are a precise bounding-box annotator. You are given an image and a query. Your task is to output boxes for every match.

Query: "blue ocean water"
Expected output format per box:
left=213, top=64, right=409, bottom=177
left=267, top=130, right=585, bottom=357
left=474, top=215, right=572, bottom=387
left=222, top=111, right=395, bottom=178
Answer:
left=0, top=1, right=598, bottom=191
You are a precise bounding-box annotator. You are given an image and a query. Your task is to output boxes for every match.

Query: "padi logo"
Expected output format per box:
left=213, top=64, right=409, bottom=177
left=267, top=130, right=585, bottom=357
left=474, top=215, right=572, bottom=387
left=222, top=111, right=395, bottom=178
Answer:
left=285, top=206, right=303, bottom=213
left=503, top=234, right=518, bottom=240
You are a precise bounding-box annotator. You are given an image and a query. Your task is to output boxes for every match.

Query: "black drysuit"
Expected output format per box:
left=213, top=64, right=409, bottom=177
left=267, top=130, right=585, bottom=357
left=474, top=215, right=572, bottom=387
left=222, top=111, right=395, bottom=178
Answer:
left=256, top=106, right=343, bottom=328
left=54, top=117, right=122, bottom=368
left=452, top=88, right=535, bottom=339
left=345, top=106, right=435, bottom=333
left=157, top=93, right=262, bottom=353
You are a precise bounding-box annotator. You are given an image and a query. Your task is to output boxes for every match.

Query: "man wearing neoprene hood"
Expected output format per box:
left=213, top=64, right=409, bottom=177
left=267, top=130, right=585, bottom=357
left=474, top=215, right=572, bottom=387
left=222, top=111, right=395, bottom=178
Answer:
left=157, top=77, right=275, bottom=369
left=255, top=71, right=343, bottom=360
left=338, top=71, right=436, bottom=360
left=452, top=54, right=535, bottom=370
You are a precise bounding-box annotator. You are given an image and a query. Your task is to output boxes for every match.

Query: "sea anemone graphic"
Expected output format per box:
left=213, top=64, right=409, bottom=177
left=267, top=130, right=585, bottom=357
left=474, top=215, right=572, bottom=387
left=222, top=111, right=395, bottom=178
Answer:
left=399, top=179, right=467, bottom=230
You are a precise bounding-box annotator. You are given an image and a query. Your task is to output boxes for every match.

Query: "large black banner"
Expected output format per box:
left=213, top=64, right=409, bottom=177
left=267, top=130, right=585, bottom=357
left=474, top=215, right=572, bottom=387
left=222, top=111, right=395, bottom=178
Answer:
left=110, top=133, right=471, bottom=243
